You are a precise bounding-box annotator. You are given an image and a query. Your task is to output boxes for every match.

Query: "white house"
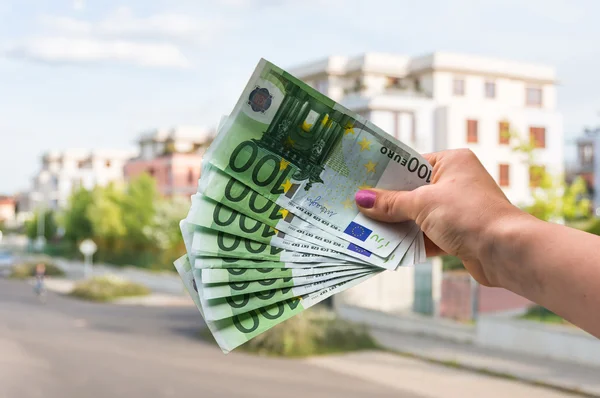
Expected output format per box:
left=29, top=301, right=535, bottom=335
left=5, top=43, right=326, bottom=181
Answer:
left=29, top=148, right=136, bottom=213
left=291, top=52, right=564, bottom=313
left=292, top=52, right=563, bottom=207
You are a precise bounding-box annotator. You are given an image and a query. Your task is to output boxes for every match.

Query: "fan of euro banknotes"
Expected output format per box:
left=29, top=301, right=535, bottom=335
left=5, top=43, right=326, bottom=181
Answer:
left=174, top=58, right=432, bottom=353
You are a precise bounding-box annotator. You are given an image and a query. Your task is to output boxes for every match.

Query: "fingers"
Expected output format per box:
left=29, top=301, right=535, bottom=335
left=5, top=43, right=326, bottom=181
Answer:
left=355, top=188, right=419, bottom=223
left=421, top=152, right=439, bottom=167
left=424, top=235, right=445, bottom=257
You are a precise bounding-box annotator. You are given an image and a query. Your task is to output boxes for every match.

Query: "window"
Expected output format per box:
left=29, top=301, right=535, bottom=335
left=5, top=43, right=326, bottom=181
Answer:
left=187, top=168, right=195, bottom=184
left=453, top=78, right=465, bottom=96
left=466, top=119, right=478, bottom=143
left=485, top=81, right=496, bottom=98
left=526, top=86, right=543, bottom=106
left=581, top=144, right=594, bottom=166
left=498, top=164, right=510, bottom=187
left=529, top=165, right=546, bottom=187
left=529, top=126, right=546, bottom=148
left=499, top=121, right=510, bottom=145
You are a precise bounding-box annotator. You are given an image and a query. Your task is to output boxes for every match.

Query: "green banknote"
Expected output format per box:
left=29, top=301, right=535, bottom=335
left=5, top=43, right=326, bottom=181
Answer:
left=195, top=257, right=348, bottom=269
left=175, top=254, right=379, bottom=353
left=197, top=269, right=379, bottom=321
left=174, top=254, right=205, bottom=318
left=201, top=264, right=369, bottom=283
left=191, top=227, right=368, bottom=264
left=201, top=267, right=371, bottom=299
left=187, top=194, right=375, bottom=266
left=203, top=59, right=430, bottom=257
left=197, top=165, right=418, bottom=269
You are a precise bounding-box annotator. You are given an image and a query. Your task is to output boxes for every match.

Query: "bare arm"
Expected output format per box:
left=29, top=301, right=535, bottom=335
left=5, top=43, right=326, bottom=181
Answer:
left=490, top=212, right=600, bottom=336
left=354, top=149, right=600, bottom=337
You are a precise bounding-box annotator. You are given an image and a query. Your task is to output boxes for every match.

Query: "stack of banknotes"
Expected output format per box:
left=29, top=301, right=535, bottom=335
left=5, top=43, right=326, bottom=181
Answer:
left=174, top=59, right=432, bottom=353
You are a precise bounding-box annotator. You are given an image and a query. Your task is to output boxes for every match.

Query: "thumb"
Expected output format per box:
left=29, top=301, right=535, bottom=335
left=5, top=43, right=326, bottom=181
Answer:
left=355, top=189, right=419, bottom=223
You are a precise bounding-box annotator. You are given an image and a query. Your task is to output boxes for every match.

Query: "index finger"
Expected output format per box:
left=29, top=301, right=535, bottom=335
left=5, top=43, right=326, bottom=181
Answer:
left=422, top=152, right=439, bottom=167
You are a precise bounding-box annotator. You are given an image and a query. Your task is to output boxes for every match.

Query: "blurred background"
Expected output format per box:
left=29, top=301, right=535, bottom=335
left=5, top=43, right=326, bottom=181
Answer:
left=1, top=0, right=600, bottom=397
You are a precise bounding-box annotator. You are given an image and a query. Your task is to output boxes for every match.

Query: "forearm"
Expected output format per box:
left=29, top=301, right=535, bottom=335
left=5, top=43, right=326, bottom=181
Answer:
left=485, top=209, right=600, bottom=337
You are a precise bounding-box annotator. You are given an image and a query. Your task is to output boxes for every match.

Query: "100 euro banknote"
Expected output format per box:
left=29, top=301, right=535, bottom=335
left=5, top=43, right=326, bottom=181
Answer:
left=197, top=165, right=420, bottom=268
left=187, top=194, right=377, bottom=266
left=174, top=255, right=378, bottom=353
left=203, top=59, right=431, bottom=257
left=201, top=267, right=371, bottom=299
left=191, top=227, right=368, bottom=264
left=195, top=257, right=348, bottom=269
left=198, top=269, right=377, bottom=321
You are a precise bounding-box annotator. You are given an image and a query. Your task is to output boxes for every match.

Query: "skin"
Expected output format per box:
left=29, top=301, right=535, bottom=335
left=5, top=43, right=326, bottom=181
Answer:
left=355, top=149, right=600, bottom=338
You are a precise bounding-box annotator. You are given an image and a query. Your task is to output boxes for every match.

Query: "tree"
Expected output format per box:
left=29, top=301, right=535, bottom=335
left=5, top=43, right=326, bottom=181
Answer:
left=121, top=174, right=159, bottom=248
left=143, top=195, right=189, bottom=251
left=87, top=183, right=127, bottom=249
left=63, top=187, right=94, bottom=243
left=25, top=210, right=57, bottom=240
left=508, top=127, right=591, bottom=222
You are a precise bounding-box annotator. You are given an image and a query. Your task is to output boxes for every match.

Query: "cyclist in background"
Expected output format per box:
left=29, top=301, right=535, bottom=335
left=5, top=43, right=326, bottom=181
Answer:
left=34, top=262, right=46, bottom=300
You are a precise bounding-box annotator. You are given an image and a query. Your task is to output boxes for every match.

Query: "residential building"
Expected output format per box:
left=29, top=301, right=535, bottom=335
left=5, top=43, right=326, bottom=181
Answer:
left=29, top=149, right=135, bottom=212
left=124, top=126, right=214, bottom=197
left=0, top=196, right=15, bottom=224
left=291, top=52, right=563, bottom=313
left=292, top=52, right=563, bottom=207
left=13, top=191, right=34, bottom=225
left=570, top=128, right=600, bottom=216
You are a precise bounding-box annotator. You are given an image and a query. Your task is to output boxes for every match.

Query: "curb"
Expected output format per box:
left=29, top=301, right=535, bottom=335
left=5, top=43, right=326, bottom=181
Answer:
left=387, top=349, right=595, bottom=397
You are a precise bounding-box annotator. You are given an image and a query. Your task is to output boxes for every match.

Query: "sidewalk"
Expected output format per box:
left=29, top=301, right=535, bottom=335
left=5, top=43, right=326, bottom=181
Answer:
left=371, top=329, right=600, bottom=396
left=338, top=306, right=600, bottom=397
left=306, top=351, right=576, bottom=398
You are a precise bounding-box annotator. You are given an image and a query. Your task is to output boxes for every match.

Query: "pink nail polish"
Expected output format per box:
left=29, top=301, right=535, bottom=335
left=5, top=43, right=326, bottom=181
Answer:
left=355, top=190, right=376, bottom=209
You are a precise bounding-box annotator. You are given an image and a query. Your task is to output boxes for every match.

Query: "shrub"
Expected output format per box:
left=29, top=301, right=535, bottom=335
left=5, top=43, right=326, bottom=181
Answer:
left=9, top=259, right=65, bottom=279
left=585, top=219, right=600, bottom=236
left=201, top=306, right=379, bottom=357
left=442, top=255, right=465, bottom=271
left=520, top=305, right=566, bottom=325
left=69, top=275, right=150, bottom=302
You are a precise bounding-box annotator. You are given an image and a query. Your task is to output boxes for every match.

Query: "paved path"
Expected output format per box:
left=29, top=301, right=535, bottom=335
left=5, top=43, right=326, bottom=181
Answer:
left=1, top=278, right=579, bottom=398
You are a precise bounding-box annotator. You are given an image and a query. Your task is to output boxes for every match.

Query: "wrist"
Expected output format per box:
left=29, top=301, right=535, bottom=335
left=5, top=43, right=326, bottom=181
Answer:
left=477, top=203, right=536, bottom=289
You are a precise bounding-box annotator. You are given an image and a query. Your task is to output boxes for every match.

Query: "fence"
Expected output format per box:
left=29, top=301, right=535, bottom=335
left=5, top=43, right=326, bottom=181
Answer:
left=439, top=271, right=534, bottom=322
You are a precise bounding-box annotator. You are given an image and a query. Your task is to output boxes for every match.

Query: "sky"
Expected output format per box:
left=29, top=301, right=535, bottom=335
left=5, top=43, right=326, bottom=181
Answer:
left=1, top=0, right=600, bottom=193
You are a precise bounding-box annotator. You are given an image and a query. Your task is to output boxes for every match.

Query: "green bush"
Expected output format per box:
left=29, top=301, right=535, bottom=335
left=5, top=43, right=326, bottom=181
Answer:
left=69, top=275, right=150, bottom=302
left=520, top=305, right=566, bottom=325
left=442, top=255, right=465, bottom=271
left=585, top=219, right=600, bottom=236
left=9, top=259, right=65, bottom=279
left=201, top=306, right=379, bottom=357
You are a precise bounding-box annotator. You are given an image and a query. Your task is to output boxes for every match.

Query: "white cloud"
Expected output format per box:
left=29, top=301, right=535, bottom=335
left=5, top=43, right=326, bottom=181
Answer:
left=1, top=6, right=226, bottom=68
left=40, top=6, right=226, bottom=44
left=5, top=36, right=191, bottom=68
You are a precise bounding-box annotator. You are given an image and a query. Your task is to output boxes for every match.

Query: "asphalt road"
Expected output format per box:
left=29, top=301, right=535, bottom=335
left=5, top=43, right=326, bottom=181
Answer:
left=0, top=278, right=422, bottom=398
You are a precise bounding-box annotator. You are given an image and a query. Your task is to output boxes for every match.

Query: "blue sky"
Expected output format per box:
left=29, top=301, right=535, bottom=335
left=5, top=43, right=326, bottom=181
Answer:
left=1, top=0, right=599, bottom=193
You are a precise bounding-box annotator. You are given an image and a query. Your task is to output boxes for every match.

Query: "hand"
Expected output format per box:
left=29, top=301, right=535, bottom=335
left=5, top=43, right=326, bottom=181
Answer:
left=355, top=149, right=525, bottom=286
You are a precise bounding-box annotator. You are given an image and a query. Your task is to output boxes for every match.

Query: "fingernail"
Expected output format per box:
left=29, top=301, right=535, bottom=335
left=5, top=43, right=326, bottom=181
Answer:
left=355, top=190, right=376, bottom=209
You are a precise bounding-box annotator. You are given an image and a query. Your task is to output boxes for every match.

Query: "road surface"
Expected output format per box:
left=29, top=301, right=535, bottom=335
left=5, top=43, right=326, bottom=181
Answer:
left=0, top=278, right=418, bottom=398
left=0, top=278, right=573, bottom=398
